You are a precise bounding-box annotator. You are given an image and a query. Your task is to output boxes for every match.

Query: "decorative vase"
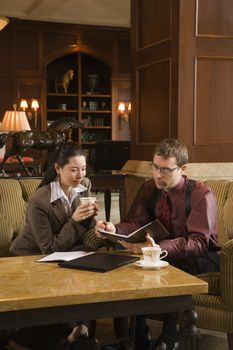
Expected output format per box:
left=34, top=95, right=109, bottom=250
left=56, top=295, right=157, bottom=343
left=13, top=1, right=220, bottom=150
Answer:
left=87, top=74, right=99, bottom=94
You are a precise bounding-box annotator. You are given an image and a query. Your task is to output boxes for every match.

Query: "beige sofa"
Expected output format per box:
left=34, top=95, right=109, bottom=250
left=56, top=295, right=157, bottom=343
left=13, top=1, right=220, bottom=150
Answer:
left=0, top=177, right=42, bottom=257
left=121, top=160, right=233, bottom=348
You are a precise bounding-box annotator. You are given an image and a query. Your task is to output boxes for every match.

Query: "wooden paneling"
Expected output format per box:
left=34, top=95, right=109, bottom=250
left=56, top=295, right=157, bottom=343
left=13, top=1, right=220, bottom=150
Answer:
left=196, top=0, right=233, bottom=38
left=43, top=32, right=77, bottom=58
left=131, top=0, right=178, bottom=159
left=16, top=78, right=44, bottom=130
left=117, top=39, right=131, bottom=75
left=131, top=0, right=233, bottom=162
left=137, top=0, right=172, bottom=49
left=0, top=26, right=15, bottom=74
left=178, top=0, right=233, bottom=161
left=137, top=59, right=171, bottom=144
left=194, top=58, right=233, bottom=145
left=0, top=78, right=15, bottom=118
left=15, top=30, right=40, bottom=73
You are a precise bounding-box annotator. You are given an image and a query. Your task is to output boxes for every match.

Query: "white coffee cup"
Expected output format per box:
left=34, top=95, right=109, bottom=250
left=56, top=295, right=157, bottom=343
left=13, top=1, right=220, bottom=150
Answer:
left=141, top=246, right=168, bottom=265
left=79, top=196, right=96, bottom=205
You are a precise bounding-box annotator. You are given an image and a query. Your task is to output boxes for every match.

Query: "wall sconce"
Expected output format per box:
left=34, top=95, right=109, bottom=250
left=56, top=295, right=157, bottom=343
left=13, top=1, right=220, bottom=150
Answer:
left=0, top=16, right=9, bottom=31
left=117, top=101, right=131, bottom=129
left=20, top=99, right=39, bottom=128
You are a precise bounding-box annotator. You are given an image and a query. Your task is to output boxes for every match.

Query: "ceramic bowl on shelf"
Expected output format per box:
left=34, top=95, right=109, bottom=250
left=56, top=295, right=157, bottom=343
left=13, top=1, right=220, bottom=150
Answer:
left=57, top=103, right=67, bottom=110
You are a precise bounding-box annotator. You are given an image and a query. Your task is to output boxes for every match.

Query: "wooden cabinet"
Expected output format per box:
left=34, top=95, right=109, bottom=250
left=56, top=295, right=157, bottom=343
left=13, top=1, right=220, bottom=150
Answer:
left=46, top=53, right=112, bottom=147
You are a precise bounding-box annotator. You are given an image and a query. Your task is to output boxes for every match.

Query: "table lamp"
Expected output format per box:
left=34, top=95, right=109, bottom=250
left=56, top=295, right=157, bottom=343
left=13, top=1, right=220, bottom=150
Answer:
left=0, top=110, right=31, bottom=132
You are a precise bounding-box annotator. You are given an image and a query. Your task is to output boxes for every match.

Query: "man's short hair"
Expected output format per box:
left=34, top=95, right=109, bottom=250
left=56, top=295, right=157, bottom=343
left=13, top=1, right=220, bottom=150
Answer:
left=153, top=138, right=188, bottom=167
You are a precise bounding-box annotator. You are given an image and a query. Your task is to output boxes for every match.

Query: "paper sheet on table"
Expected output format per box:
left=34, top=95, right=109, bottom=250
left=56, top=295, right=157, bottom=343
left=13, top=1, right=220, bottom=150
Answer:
left=36, top=251, right=94, bottom=262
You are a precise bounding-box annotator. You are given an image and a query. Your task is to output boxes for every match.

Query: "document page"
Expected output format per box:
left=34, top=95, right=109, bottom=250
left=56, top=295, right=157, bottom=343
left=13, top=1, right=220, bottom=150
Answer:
left=36, top=251, right=94, bottom=262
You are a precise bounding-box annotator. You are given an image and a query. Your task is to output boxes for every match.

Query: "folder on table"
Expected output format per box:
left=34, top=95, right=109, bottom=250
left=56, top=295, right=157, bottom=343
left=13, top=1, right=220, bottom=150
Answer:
left=58, top=252, right=139, bottom=273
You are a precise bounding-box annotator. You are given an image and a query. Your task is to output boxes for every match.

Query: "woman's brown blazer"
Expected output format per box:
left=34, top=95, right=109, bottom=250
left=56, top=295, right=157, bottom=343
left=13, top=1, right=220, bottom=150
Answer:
left=10, top=177, right=96, bottom=256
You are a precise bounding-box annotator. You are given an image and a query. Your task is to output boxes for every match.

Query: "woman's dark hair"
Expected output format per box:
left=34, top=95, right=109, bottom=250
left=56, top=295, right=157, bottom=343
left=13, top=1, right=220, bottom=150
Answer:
left=38, top=142, right=86, bottom=188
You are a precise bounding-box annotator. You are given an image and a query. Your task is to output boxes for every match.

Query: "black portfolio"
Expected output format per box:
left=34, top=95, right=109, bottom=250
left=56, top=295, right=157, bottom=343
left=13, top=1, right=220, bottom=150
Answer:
left=58, top=252, right=139, bottom=273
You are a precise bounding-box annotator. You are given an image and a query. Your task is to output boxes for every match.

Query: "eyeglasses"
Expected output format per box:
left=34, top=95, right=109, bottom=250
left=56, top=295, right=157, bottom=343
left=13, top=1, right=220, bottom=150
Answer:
left=150, top=162, right=179, bottom=174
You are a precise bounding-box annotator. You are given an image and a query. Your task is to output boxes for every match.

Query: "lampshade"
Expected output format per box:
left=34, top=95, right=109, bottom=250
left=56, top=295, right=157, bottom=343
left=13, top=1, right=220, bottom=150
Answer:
left=31, top=99, right=39, bottom=110
left=0, top=110, right=31, bottom=132
left=20, top=99, right=29, bottom=111
left=117, top=102, right=126, bottom=113
left=0, top=17, right=9, bottom=31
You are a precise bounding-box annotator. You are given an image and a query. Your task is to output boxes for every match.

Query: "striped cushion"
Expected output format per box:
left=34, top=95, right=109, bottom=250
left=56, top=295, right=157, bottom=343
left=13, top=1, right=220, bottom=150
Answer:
left=82, top=227, right=105, bottom=251
left=220, top=242, right=233, bottom=309
left=195, top=304, right=233, bottom=333
left=0, top=179, right=27, bottom=237
left=204, top=179, right=232, bottom=247
left=196, top=272, right=220, bottom=296
left=18, top=178, right=42, bottom=202
left=0, top=213, right=13, bottom=257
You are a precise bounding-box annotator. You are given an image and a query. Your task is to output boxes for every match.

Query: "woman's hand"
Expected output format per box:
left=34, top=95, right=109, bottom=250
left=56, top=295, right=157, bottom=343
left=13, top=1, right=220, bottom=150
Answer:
left=118, top=233, right=155, bottom=254
left=95, top=220, right=116, bottom=238
left=72, top=202, right=98, bottom=222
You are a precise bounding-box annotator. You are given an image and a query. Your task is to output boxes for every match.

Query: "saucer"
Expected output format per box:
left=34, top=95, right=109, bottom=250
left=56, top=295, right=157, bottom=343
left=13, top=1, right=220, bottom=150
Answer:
left=135, top=260, right=169, bottom=269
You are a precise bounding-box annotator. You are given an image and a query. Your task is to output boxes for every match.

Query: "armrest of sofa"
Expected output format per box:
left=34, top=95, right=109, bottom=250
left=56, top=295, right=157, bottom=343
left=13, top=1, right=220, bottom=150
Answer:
left=0, top=212, right=14, bottom=257
left=197, top=272, right=220, bottom=296
left=220, top=239, right=233, bottom=309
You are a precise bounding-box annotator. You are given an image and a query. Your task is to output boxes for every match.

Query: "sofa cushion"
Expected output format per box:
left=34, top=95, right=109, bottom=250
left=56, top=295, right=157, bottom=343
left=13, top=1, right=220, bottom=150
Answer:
left=0, top=179, right=27, bottom=237
left=204, top=179, right=233, bottom=247
left=18, top=178, right=42, bottom=203
left=0, top=213, right=14, bottom=257
left=222, top=182, right=233, bottom=241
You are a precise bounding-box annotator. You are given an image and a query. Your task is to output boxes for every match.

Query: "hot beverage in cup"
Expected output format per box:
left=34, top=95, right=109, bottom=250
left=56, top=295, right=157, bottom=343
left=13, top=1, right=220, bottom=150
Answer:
left=79, top=197, right=96, bottom=205
left=141, top=246, right=168, bottom=265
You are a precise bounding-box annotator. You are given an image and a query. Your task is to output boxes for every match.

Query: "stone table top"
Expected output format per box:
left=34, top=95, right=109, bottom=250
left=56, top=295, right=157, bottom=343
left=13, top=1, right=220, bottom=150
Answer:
left=0, top=255, right=208, bottom=312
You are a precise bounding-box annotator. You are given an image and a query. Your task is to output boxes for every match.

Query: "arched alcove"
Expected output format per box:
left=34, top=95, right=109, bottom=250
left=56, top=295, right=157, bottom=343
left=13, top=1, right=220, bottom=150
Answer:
left=45, top=52, right=112, bottom=153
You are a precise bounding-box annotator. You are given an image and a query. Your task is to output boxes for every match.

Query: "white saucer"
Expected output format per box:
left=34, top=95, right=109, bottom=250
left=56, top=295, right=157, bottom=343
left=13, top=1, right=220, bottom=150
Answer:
left=135, top=260, right=169, bottom=269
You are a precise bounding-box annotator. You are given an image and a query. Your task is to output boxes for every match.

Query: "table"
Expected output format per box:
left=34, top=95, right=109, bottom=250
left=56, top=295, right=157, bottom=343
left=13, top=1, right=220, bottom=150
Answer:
left=0, top=255, right=207, bottom=349
left=89, top=171, right=128, bottom=221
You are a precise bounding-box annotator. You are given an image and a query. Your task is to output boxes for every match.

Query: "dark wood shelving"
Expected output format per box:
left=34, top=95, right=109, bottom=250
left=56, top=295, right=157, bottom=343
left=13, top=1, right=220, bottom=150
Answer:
left=47, top=109, right=78, bottom=113
left=81, top=110, right=111, bottom=114
left=46, top=53, right=112, bottom=147
left=82, top=94, right=111, bottom=98
left=46, top=93, right=78, bottom=97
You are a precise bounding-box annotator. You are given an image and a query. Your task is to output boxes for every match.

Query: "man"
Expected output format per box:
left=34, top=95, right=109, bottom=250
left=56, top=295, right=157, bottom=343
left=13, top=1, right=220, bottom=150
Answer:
left=96, top=138, right=220, bottom=350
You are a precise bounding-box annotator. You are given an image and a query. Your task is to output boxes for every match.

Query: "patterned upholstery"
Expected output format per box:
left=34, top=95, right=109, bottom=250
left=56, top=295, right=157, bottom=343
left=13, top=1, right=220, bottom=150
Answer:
left=204, top=179, right=233, bottom=247
left=0, top=178, right=41, bottom=257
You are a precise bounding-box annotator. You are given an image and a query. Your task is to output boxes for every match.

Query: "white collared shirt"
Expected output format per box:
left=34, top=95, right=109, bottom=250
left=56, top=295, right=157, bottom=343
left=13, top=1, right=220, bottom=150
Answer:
left=50, top=181, right=87, bottom=215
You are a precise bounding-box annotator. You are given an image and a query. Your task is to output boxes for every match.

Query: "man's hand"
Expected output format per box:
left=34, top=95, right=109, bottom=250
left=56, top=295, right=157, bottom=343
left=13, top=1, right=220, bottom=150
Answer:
left=118, top=233, right=155, bottom=254
left=95, top=220, right=116, bottom=238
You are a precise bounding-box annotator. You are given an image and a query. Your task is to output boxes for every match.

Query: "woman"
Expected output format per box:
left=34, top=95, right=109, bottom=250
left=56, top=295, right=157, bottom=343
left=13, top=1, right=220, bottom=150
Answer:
left=9, top=142, right=104, bottom=350
left=10, top=142, right=103, bottom=256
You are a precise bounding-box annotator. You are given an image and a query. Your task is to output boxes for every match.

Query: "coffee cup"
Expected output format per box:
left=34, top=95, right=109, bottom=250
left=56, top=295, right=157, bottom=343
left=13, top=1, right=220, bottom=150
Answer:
left=79, top=196, right=96, bottom=205
left=141, top=246, right=168, bottom=265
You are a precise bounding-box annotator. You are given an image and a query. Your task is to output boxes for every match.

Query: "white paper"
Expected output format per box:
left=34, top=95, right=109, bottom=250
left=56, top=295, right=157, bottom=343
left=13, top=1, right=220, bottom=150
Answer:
left=36, top=251, right=94, bottom=262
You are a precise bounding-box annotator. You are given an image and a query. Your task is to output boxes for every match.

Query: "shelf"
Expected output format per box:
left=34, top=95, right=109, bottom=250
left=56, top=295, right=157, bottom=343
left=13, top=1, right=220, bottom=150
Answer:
left=47, top=109, right=78, bottom=113
left=81, top=110, right=111, bottom=114
left=47, top=93, right=78, bottom=97
left=82, top=126, right=111, bottom=129
left=82, top=94, right=111, bottom=98
left=46, top=53, right=112, bottom=147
